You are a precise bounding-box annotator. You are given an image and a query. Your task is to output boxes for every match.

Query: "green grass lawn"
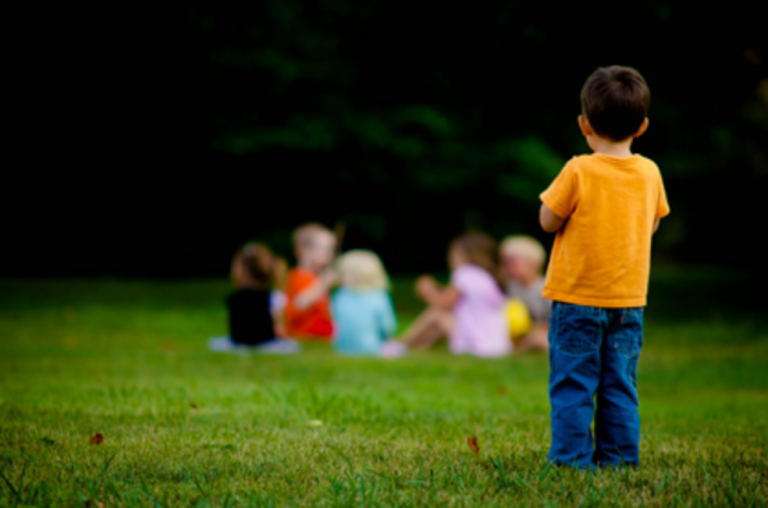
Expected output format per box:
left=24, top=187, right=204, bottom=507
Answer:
left=1, top=269, right=767, bottom=506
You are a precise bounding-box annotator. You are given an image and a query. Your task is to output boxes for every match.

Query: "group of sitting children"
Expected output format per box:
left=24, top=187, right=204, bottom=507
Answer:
left=207, top=222, right=552, bottom=357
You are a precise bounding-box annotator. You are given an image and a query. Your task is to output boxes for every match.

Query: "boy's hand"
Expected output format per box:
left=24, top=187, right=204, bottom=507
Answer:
left=320, top=267, right=338, bottom=287
left=540, top=204, right=566, bottom=233
left=294, top=269, right=336, bottom=311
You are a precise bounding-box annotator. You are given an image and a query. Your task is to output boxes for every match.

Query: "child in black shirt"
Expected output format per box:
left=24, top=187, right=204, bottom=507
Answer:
left=208, top=243, right=298, bottom=353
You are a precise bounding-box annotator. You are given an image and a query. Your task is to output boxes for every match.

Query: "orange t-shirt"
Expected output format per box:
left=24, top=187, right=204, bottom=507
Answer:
left=540, top=153, right=670, bottom=308
left=284, top=267, right=334, bottom=340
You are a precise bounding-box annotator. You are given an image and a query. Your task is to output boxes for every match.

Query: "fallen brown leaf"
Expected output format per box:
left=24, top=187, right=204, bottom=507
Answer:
left=190, top=402, right=199, bottom=409
left=85, top=498, right=104, bottom=508
left=467, top=436, right=480, bottom=456
left=497, top=386, right=508, bottom=395
left=89, top=433, right=104, bottom=445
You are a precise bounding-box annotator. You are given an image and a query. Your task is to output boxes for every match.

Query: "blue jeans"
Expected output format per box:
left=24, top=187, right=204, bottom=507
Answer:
left=547, top=301, right=644, bottom=468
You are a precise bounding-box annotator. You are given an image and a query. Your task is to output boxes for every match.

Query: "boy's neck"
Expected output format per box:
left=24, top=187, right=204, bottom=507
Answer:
left=298, top=261, right=320, bottom=273
left=589, top=135, right=635, bottom=158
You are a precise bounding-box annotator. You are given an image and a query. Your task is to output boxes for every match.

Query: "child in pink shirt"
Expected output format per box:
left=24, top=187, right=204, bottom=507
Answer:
left=390, top=232, right=511, bottom=357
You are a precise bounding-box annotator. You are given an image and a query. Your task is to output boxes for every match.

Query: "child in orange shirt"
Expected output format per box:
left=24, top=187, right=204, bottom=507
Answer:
left=284, top=223, right=337, bottom=340
left=539, top=66, right=670, bottom=468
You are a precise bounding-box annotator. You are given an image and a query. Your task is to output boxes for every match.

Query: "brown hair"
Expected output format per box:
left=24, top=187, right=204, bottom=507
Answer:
left=450, top=231, right=502, bottom=285
left=581, top=66, right=650, bottom=141
left=233, top=242, right=283, bottom=288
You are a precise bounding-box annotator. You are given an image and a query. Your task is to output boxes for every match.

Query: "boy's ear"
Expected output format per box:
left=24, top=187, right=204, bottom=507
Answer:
left=578, top=115, right=592, bottom=137
left=634, top=117, right=649, bottom=138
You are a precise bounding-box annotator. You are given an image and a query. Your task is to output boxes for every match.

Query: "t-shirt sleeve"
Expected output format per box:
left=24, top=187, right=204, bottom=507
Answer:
left=655, top=172, right=671, bottom=220
left=540, top=162, right=578, bottom=219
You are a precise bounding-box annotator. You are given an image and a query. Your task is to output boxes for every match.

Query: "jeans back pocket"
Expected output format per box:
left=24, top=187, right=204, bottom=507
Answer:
left=553, top=302, right=602, bottom=355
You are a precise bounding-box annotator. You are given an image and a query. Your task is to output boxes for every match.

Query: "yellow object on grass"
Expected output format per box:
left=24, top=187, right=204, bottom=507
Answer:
left=505, top=298, right=532, bottom=339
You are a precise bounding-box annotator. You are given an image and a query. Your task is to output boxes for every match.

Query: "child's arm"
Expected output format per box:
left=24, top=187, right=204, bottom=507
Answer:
left=415, top=275, right=460, bottom=310
left=653, top=219, right=661, bottom=233
left=540, top=162, right=576, bottom=233
left=293, top=269, right=336, bottom=310
left=539, top=204, right=567, bottom=233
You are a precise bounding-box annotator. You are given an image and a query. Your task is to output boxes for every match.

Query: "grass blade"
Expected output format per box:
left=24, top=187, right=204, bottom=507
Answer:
left=0, top=469, right=21, bottom=502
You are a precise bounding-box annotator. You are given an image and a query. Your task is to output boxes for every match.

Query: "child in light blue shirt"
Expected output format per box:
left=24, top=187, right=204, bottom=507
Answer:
left=332, top=250, right=397, bottom=355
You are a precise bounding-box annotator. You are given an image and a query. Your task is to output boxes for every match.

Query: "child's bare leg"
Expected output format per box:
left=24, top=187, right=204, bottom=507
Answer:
left=400, top=307, right=454, bottom=349
left=399, top=308, right=442, bottom=348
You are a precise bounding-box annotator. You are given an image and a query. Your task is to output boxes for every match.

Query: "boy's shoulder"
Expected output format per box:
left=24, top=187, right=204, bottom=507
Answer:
left=566, top=153, right=662, bottom=179
left=569, top=153, right=659, bottom=168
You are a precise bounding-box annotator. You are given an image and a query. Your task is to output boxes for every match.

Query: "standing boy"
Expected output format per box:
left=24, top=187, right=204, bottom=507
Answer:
left=539, top=66, right=670, bottom=468
left=284, top=223, right=337, bottom=340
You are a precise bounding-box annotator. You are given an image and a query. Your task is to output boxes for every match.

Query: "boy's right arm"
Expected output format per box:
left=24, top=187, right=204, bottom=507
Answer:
left=539, top=204, right=566, bottom=233
left=293, top=269, right=335, bottom=310
left=539, top=163, right=576, bottom=233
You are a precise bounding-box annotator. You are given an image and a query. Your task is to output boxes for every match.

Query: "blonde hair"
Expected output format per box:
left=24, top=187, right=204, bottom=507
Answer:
left=337, top=250, right=390, bottom=291
left=500, top=235, right=547, bottom=272
left=292, top=222, right=334, bottom=249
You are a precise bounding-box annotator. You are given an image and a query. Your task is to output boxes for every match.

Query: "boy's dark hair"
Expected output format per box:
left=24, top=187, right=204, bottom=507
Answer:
left=450, top=231, right=502, bottom=287
left=581, top=66, right=650, bottom=141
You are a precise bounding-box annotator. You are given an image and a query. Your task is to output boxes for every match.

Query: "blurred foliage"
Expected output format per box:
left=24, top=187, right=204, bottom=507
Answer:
left=192, top=0, right=765, bottom=272
left=5, top=0, right=766, bottom=276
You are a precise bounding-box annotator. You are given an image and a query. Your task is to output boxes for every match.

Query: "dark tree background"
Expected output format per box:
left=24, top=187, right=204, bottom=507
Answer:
left=5, top=1, right=766, bottom=277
